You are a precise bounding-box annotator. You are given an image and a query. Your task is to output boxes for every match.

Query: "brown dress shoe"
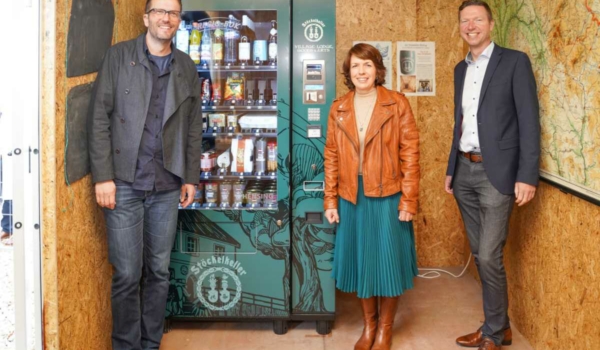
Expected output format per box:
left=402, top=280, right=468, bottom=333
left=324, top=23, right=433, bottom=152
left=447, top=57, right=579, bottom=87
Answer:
left=478, top=337, right=502, bottom=349
left=456, top=327, right=512, bottom=347
left=354, top=297, right=378, bottom=350
left=371, top=296, right=400, bottom=350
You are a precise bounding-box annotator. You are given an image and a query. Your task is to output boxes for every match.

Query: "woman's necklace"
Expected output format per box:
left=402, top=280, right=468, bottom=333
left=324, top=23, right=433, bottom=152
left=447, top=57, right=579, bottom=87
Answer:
left=356, top=99, right=375, bottom=132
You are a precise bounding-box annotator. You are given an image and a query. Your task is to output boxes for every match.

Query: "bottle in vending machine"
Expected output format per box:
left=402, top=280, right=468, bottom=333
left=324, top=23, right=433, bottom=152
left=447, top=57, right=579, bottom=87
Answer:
left=267, top=141, right=277, bottom=174
left=224, top=15, right=239, bottom=67
left=176, top=21, right=189, bottom=55
left=255, top=138, right=266, bottom=175
left=201, top=78, right=212, bottom=103
left=200, top=25, right=212, bottom=67
left=189, top=22, right=201, bottom=64
left=253, top=79, right=262, bottom=104
left=268, top=20, right=277, bottom=66
left=238, top=16, right=253, bottom=66
left=264, top=79, right=273, bottom=103
left=212, top=78, right=222, bottom=105
left=253, top=40, right=267, bottom=65
left=212, top=28, right=224, bottom=66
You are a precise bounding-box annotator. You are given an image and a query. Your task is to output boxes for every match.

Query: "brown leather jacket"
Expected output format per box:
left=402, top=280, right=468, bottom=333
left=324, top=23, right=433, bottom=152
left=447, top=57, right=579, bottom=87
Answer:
left=324, top=86, right=420, bottom=214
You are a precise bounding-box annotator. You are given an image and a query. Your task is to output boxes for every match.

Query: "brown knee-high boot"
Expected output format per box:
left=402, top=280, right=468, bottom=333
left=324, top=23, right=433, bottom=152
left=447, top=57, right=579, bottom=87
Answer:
left=371, top=296, right=400, bottom=350
left=354, top=297, right=378, bottom=350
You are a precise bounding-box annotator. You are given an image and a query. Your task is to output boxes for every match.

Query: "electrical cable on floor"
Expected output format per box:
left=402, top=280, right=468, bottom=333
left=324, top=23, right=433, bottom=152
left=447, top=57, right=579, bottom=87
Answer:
left=417, top=253, right=472, bottom=279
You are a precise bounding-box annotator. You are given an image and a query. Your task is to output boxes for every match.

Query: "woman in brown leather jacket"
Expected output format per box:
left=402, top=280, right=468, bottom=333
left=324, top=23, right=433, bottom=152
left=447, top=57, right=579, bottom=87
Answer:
left=324, top=43, right=420, bottom=350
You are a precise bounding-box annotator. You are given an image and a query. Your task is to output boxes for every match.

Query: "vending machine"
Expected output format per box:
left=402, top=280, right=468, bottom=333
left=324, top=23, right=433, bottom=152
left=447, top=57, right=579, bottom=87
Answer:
left=165, top=0, right=336, bottom=335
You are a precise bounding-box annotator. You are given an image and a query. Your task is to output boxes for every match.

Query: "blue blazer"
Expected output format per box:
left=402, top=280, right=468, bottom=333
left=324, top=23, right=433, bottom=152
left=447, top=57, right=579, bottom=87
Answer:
left=446, top=44, right=541, bottom=195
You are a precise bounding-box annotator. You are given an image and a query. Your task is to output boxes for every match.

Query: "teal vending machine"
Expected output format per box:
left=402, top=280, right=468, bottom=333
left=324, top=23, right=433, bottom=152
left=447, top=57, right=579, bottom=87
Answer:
left=166, top=0, right=336, bottom=335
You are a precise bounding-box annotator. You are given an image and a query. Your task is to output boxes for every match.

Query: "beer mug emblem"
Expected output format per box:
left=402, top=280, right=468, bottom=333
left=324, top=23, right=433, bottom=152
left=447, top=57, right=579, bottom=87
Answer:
left=400, top=50, right=416, bottom=75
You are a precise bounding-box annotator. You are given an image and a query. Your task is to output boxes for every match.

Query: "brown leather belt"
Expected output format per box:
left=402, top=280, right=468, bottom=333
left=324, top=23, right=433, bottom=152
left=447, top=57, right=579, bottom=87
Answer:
left=461, top=152, right=483, bottom=163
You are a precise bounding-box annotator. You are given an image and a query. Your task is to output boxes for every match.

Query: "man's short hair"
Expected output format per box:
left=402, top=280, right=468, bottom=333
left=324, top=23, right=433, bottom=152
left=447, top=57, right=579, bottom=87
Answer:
left=145, top=0, right=182, bottom=13
left=458, top=0, right=494, bottom=21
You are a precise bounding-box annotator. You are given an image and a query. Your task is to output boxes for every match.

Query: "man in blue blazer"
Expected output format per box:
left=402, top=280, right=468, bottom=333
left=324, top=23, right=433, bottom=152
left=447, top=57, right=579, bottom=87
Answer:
left=445, top=1, right=540, bottom=349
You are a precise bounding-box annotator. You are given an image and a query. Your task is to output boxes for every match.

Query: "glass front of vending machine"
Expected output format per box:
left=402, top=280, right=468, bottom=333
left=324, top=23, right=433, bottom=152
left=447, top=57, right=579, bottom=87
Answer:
left=165, top=0, right=292, bottom=334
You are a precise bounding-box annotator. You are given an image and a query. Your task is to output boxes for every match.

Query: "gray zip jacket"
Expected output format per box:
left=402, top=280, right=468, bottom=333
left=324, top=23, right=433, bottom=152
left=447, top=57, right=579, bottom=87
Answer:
left=88, top=33, right=203, bottom=185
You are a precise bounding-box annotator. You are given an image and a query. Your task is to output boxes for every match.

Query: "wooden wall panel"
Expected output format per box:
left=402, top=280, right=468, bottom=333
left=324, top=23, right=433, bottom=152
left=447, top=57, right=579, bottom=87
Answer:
left=42, top=0, right=146, bottom=349
left=505, top=183, right=600, bottom=350
left=415, top=0, right=466, bottom=267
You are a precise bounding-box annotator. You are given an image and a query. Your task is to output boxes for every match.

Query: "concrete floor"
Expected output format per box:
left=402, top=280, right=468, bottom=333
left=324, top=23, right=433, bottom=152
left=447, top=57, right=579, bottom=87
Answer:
left=160, top=269, right=533, bottom=350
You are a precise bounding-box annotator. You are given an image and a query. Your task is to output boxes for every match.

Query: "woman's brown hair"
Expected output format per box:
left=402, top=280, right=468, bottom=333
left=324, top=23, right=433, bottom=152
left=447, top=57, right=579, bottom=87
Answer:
left=342, top=43, right=387, bottom=90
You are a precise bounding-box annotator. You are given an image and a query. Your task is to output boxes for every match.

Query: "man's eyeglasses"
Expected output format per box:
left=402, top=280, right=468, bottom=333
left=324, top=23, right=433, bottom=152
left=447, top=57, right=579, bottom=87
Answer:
left=146, top=8, right=181, bottom=19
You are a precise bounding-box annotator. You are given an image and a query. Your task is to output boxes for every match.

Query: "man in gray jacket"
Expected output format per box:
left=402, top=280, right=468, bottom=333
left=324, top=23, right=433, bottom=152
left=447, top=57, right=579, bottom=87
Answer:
left=88, top=0, right=202, bottom=348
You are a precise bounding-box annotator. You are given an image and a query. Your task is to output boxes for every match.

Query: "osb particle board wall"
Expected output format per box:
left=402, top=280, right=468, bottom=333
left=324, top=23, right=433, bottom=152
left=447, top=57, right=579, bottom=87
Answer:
left=42, top=0, right=147, bottom=349
left=336, top=0, right=467, bottom=267
left=507, top=187, right=600, bottom=350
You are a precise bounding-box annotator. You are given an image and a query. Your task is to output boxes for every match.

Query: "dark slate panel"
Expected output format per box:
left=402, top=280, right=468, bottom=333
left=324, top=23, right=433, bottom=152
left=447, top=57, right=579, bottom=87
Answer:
left=65, top=83, right=93, bottom=184
left=66, top=0, right=115, bottom=77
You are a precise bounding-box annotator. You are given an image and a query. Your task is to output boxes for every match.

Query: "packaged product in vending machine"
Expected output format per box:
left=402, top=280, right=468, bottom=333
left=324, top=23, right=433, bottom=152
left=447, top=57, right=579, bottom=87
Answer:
left=201, top=78, right=212, bottom=103
left=201, top=150, right=218, bottom=173
left=189, top=21, right=201, bottom=64
left=217, top=149, right=231, bottom=174
left=200, top=24, right=212, bottom=67
left=220, top=182, right=233, bottom=207
left=233, top=181, right=246, bottom=208
left=204, top=182, right=219, bottom=207
left=176, top=21, right=189, bottom=55
left=238, top=15, right=254, bottom=66
left=230, top=138, right=243, bottom=173
left=253, top=40, right=267, bottom=65
left=194, top=183, right=204, bottom=206
left=224, top=15, right=240, bottom=66
left=243, top=138, right=255, bottom=174
left=226, top=113, right=242, bottom=132
left=254, top=138, right=266, bottom=175
left=208, top=113, right=226, bottom=132
left=268, top=20, right=277, bottom=66
left=212, top=28, right=224, bottom=66
left=267, top=141, right=277, bottom=174
left=212, top=78, right=222, bottom=105
left=224, top=72, right=245, bottom=103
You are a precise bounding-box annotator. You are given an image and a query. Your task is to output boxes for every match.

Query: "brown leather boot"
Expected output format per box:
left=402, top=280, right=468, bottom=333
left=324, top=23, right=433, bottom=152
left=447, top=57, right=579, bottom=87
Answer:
left=456, top=327, right=512, bottom=347
left=478, top=337, right=502, bottom=349
left=371, top=296, right=399, bottom=350
left=354, top=297, right=378, bottom=350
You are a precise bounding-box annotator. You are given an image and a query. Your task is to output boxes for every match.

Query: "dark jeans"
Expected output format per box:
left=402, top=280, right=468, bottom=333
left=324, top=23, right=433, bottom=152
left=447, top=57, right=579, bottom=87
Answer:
left=453, top=155, right=514, bottom=346
left=2, top=200, right=12, bottom=234
left=103, top=183, right=180, bottom=350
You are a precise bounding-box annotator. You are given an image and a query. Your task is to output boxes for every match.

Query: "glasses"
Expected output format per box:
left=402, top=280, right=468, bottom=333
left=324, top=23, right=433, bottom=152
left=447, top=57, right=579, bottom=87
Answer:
left=146, top=8, right=181, bottom=19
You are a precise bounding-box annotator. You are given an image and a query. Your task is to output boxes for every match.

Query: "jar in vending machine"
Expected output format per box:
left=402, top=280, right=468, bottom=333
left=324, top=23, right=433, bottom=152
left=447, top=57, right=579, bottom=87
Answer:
left=191, top=183, right=204, bottom=208
left=204, top=182, right=219, bottom=207
left=233, top=181, right=246, bottom=208
left=201, top=151, right=217, bottom=173
left=246, top=186, right=262, bottom=208
left=220, top=182, right=233, bottom=207
left=263, top=185, right=277, bottom=208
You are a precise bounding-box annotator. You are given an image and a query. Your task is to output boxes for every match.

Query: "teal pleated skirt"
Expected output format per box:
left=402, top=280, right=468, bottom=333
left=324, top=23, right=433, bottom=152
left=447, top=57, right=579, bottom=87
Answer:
left=332, top=176, right=418, bottom=298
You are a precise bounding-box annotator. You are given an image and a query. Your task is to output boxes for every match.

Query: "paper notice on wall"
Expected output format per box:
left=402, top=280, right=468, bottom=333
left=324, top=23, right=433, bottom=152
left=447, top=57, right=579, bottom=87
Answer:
left=396, top=42, right=435, bottom=96
left=352, top=41, right=392, bottom=90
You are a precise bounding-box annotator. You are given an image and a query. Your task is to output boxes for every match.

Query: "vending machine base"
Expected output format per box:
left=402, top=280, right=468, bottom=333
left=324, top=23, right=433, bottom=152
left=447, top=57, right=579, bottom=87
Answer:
left=163, top=314, right=333, bottom=335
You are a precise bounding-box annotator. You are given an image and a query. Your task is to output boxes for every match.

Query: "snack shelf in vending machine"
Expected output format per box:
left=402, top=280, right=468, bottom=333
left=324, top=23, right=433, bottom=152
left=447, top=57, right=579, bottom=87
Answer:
left=166, top=0, right=336, bottom=336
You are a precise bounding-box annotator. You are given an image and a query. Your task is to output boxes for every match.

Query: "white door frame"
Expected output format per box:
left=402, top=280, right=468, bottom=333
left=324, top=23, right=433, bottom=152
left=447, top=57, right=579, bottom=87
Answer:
left=8, top=0, right=43, bottom=349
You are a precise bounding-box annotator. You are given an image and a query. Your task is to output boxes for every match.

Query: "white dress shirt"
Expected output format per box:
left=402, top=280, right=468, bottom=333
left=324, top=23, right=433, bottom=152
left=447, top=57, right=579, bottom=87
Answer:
left=460, top=42, right=495, bottom=153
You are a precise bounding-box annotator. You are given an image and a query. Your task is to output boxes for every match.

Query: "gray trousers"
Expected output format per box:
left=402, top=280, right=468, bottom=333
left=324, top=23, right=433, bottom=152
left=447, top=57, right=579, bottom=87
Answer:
left=453, top=155, right=514, bottom=346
